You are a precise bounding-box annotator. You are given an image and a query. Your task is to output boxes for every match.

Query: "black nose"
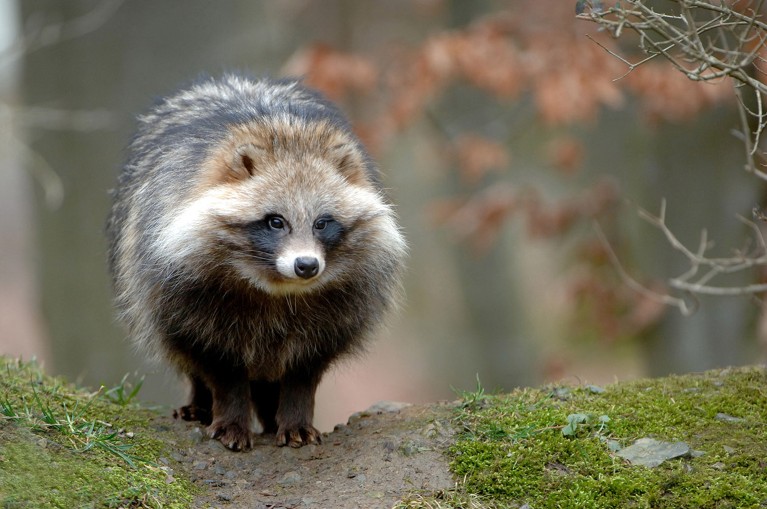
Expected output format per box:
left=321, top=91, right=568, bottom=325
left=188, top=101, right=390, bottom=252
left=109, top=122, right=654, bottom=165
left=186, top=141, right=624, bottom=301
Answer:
left=294, top=256, right=320, bottom=279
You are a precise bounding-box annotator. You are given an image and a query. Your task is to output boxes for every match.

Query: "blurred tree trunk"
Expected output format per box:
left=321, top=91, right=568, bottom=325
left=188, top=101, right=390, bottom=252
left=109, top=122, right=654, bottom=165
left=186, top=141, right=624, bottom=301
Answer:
left=22, top=0, right=125, bottom=385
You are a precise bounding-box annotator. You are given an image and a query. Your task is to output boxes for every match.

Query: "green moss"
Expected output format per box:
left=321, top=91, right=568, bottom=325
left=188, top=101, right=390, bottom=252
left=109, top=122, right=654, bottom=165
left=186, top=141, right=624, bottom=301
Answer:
left=448, top=367, right=767, bottom=509
left=0, top=357, right=196, bottom=508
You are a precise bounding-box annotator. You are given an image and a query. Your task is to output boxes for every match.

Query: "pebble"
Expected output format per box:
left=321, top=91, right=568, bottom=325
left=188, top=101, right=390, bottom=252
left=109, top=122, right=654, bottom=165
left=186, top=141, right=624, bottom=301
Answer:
left=348, top=401, right=411, bottom=421
left=189, top=427, right=205, bottom=443
left=170, top=451, right=185, bottom=462
left=616, top=438, right=690, bottom=468
left=715, top=413, right=744, bottom=423
left=278, top=470, right=302, bottom=485
left=193, top=460, right=208, bottom=470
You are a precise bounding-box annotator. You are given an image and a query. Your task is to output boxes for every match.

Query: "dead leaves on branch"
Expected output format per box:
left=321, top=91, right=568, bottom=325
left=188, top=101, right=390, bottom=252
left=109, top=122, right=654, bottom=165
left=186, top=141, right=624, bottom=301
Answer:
left=284, top=6, right=731, bottom=145
left=430, top=178, right=620, bottom=254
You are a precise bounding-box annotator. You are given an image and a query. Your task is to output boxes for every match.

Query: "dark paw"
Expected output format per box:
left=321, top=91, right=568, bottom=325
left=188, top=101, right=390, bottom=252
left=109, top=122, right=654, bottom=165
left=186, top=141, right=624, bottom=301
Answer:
left=173, top=404, right=212, bottom=425
left=276, top=425, right=322, bottom=448
left=207, top=420, right=252, bottom=452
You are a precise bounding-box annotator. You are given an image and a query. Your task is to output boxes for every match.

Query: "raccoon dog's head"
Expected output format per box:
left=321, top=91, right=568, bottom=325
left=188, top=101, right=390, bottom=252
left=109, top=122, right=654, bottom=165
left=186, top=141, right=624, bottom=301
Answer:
left=156, top=117, right=404, bottom=295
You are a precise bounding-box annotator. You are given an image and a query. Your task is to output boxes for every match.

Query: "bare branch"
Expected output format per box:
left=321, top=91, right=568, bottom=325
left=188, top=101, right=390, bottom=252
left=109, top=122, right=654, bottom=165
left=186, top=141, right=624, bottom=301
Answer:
left=639, top=201, right=767, bottom=297
left=593, top=221, right=698, bottom=315
left=578, top=0, right=767, bottom=307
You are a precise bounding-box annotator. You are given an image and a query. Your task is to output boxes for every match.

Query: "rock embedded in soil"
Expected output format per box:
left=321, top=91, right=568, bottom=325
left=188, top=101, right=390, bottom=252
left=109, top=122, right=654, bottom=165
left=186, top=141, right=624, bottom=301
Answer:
left=616, top=438, right=691, bottom=467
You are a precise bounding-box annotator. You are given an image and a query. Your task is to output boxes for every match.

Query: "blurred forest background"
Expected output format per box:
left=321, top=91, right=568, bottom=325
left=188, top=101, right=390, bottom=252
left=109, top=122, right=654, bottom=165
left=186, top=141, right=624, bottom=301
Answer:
left=0, top=0, right=764, bottom=430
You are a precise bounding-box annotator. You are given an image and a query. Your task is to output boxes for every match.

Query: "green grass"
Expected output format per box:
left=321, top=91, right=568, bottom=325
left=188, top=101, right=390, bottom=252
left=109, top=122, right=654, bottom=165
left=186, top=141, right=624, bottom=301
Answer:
left=0, top=357, right=195, bottom=508
left=442, top=367, right=767, bottom=508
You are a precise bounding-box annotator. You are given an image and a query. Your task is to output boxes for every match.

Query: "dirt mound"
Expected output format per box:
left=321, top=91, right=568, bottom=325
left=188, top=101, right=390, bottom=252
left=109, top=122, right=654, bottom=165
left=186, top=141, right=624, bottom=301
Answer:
left=168, top=401, right=457, bottom=508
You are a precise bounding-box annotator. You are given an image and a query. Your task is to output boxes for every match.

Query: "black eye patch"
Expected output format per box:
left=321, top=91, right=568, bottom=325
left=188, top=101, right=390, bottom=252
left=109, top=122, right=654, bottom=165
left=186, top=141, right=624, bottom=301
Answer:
left=244, top=217, right=286, bottom=256
left=313, top=215, right=344, bottom=249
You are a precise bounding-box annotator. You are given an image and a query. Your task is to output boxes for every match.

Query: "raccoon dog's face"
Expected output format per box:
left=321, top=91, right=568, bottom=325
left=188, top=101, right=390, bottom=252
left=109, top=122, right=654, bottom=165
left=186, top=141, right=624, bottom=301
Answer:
left=155, top=119, right=401, bottom=295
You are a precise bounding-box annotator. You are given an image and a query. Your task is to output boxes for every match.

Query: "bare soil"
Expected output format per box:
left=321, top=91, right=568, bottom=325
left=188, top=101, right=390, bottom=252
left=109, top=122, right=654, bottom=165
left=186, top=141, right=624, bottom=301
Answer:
left=165, top=401, right=457, bottom=509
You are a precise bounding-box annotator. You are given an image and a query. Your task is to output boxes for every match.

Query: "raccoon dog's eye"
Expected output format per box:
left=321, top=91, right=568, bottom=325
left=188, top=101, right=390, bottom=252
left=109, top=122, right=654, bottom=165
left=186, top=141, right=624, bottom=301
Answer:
left=314, top=218, right=328, bottom=230
left=267, top=216, right=285, bottom=230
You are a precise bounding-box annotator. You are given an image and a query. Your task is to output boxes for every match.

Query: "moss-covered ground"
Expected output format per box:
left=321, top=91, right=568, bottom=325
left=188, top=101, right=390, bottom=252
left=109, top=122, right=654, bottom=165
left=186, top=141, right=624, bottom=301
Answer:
left=0, top=357, right=196, bottom=508
left=3, top=356, right=765, bottom=508
left=404, top=366, right=767, bottom=508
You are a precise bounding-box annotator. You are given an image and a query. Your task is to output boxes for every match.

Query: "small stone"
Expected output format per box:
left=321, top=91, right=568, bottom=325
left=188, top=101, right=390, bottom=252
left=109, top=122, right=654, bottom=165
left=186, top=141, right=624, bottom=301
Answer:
left=333, top=423, right=349, bottom=433
left=158, top=457, right=169, bottom=465
left=365, top=401, right=412, bottom=414
left=165, top=475, right=175, bottom=484
left=193, top=460, right=208, bottom=470
left=723, top=445, right=736, bottom=455
left=217, top=492, right=233, bottom=502
left=586, top=384, right=606, bottom=394
left=715, top=413, right=744, bottom=423
left=399, top=439, right=422, bottom=457
left=355, top=474, right=367, bottom=483
left=189, top=427, right=205, bottom=443
left=712, top=462, right=726, bottom=470
left=125, top=431, right=134, bottom=439
left=278, top=470, right=302, bottom=485
left=224, top=470, right=237, bottom=480
left=616, top=438, right=690, bottom=468
left=170, top=451, right=185, bottom=462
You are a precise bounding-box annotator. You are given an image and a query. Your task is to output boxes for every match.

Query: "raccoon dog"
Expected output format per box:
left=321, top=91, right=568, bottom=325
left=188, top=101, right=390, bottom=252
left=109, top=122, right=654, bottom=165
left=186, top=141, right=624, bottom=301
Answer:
left=107, top=75, right=406, bottom=451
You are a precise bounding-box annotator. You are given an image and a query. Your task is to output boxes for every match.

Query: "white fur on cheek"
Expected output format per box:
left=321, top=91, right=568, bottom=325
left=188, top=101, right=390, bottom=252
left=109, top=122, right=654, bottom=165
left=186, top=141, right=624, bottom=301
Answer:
left=153, top=188, right=250, bottom=265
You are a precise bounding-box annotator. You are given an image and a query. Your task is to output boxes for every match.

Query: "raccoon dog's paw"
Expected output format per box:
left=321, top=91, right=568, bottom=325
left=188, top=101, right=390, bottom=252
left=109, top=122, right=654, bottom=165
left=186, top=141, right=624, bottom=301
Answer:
left=276, top=424, right=322, bottom=448
left=207, top=420, right=253, bottom=452
left=173, top=404, right=212, bottom=425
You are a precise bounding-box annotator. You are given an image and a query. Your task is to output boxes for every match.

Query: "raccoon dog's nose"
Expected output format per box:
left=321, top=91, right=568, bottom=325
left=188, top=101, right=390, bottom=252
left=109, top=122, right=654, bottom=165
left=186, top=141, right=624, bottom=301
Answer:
left=294, top=256, right=320, bottom=279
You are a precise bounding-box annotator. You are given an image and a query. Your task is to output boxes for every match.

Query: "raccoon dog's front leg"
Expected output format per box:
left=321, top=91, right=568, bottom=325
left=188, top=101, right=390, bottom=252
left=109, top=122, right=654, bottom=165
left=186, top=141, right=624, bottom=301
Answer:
left=275, top=369, right=323, bottom=447
left=202, top=368, right=254, bottom=451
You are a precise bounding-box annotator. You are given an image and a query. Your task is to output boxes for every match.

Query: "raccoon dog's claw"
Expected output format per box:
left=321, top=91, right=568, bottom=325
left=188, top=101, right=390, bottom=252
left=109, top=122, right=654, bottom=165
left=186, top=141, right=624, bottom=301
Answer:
left=276, top=425, right=322, bottom=448
left=207, top=420, right=253, bottom=452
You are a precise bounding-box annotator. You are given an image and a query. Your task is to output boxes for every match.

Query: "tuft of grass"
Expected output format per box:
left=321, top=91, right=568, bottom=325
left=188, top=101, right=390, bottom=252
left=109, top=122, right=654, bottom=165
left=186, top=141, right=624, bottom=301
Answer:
left=104, top=372, right=145, bottom=406
left=446, top=367, right=767, bottom=509
left=0, top=357, right=195, bottom=508
left=454, top=374, right=489, bottom=410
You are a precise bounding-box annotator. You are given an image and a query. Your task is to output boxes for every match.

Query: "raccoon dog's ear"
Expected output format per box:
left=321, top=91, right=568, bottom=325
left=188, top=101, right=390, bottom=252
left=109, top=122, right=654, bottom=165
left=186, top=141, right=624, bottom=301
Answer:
left=232, top=143, right=268, bottom=177
left=328, top=143, right=366, bottom=186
